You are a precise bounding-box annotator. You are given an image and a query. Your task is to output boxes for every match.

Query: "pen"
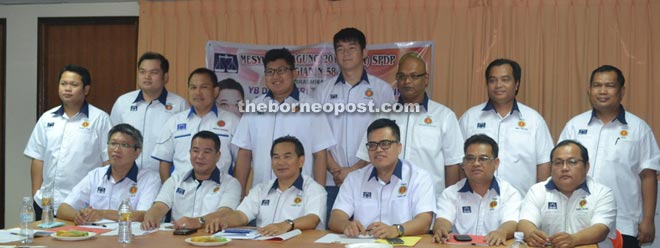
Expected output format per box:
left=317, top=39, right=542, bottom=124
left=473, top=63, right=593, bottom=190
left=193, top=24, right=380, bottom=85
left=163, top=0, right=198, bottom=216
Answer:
left=615, top=137, right=620, bottom=145
left=87, top=223, right=107, bottom=227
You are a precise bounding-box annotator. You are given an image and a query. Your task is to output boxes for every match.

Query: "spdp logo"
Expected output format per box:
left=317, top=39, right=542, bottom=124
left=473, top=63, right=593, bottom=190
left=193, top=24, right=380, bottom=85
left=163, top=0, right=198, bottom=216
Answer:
left=214, top=53, right=239, bottom=73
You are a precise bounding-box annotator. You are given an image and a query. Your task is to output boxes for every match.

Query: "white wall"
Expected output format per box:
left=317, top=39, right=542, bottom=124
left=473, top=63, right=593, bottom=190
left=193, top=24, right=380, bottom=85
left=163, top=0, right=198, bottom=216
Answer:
left=0, top=1, right=138, bottom=227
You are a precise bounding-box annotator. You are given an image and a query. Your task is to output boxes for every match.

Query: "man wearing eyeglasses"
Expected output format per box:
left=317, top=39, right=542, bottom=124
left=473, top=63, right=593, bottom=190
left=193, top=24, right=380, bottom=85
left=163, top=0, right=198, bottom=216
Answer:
left=357, top=52, right=463, bottom=199
left=313, top=28, right=395, bottom=225
left=519, top=140, right=616, bottom=248
left=459, top=58, right=554, bottom=196
left=329, top=118, right=435, bottom=238
left=57, top=124, right=161, bottom=224
left=558, top=65, right=660, bottom=247
left=433, top=134, right=521, bottom=246
left=232, top=48, right=335, bottom=197
left=152, top=68, right=239, bottom=182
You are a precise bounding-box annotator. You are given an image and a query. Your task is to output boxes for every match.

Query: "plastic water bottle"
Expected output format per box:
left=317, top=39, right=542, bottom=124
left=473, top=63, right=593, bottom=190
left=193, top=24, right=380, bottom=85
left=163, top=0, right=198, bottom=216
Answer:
left=19, top=197, right=35, bottom=244
left=117, top=198, right=132, bottom=244
left=41, top=184, right=54, bottom=224
left=510, top=232, right=528, bottom=248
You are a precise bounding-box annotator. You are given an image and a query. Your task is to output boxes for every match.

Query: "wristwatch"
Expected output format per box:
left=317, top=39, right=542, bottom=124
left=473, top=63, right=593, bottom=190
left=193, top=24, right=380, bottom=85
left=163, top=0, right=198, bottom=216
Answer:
left=284, top=219, right=295, bottom=231
left=393, top=224, right=404, bottom=237
left=198, top=216, right=206, bottom=226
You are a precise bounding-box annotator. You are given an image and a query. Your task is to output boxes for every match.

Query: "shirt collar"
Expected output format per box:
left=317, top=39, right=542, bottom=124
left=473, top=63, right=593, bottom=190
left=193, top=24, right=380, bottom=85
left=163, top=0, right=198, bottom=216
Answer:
left=458, top=177, right=501, bottom=195
left=187, top=104, right=219, bottom=118
left=265, top=86, right=301, bottom=101
left=398, top=93, right=429, bottom=112
left=184, top=167, right=222, bottom=184
left=368, top=159, right=403, bottom=182
left=588, top=104, right=627, bottom=125
left=53, top=101, right=90, bottom=117
left=334, top=69, right=370, bottom=86
left=269, top=174, right=304, bottom=193
left=133, top=88, right=169, bottom=106
left=545, top=178, right=591, bottom=194
left=482, top=99, right=520, bottom=115
left=105, top=163, right=139, bottom=183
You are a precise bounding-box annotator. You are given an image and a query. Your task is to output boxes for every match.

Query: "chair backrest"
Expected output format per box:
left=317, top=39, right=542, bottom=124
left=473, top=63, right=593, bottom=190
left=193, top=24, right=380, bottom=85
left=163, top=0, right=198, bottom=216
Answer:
left=609, top=229, right=623, bottom=248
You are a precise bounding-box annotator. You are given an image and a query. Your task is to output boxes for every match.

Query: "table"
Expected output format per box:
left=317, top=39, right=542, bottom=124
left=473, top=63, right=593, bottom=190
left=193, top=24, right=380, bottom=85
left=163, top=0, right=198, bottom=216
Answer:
left=2, top=220, right=598, bottom=248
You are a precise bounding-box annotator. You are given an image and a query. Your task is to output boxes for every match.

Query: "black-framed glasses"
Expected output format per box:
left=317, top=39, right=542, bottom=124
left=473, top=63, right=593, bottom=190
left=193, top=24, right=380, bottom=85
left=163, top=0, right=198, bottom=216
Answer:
left=395, top=72, right=427, bottom=81
left=551, top=159, right=583, bottom=167
left=265, top=67, right=293, bottom=77
left=366, top=140, right=399, bottom=151
left=463, top=155, right=495, bottom=164
left=108, top=142, right=137, bottom=150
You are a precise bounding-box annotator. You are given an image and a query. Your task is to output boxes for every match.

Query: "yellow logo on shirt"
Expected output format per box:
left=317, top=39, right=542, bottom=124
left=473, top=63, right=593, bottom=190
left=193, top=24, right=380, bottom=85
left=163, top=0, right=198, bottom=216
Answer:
left=293, top=196, right=302, bottom=204
left=398, top=185, right=407, bottom=196
left=365, top=89, right=374, bottom=97
left=620, top=130, right=628, bottom=137
left=165, top=104, right=173, bottom=110
left=129, top=185, right=138, bottom=194
left=489, top=199, right=498, bottom=209
left=217, top=120, right=226, bottom=127
left=579, top=199, right=587, bottom=208
left=293, top=106, right=300, bottom=113
left=517, top=120, right=526, bottom=128
left=82, top=121, right=89, bottom=128
left=213, top=187, right=220, bottom=193
left=424, top=116, right=432, bottom=125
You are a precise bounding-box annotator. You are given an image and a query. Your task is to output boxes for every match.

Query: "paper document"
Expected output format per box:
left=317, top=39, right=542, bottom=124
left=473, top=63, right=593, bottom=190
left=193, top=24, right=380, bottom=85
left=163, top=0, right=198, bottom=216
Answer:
left=315, top=233, right=377, bottom=244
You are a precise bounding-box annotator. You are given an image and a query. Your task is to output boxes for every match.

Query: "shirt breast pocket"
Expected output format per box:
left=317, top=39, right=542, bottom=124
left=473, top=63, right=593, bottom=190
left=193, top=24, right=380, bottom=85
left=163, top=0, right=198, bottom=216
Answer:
left=70, top=127, right=96, bottom=153
left=607, top=138, right=637, bottom=164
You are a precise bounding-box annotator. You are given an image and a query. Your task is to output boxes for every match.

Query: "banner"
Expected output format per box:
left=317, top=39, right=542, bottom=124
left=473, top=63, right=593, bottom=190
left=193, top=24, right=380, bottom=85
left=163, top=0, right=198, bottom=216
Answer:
left=205, top=41, right=434, bottom=101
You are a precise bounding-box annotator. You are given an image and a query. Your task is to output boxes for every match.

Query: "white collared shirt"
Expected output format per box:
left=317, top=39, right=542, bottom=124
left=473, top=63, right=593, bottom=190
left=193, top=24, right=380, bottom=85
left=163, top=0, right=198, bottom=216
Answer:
left=152, top=105, right=238, bottom=175
left=436, top=177, right=521, bottom=235
left=231, top=89, right=335, bottom=187
left=236, top=174, right=327, bottom=229
left=63, top=164, right=161, bottom=211
left=24, top=103, right=112, bottom=212
left=520, top=177, right=616, bottom=248
left=110, top=89, right=188, bottom=172
left=558, top=108, right=660, bottom=236
left=314, top=72, right=395, bottom=186
left=357, top=97, right=464, bottom=195
left=154, top=168, right=241, bottom=220
left=459, top=100, right=554, bottom=195
left=332, top=159, right=436, bottom=226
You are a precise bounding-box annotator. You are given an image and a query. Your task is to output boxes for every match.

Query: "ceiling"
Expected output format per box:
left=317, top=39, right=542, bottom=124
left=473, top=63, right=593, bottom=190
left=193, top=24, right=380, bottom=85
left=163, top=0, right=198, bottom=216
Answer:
left=0, top=0, right=136, bottom=5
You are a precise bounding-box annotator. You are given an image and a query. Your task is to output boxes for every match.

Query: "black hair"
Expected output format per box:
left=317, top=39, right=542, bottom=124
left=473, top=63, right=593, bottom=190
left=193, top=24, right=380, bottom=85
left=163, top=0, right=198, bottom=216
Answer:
left=138, top=52, right=169, bottom=73
left=464, top=134, right=499, bottom=158
left=551, top=140, right=589, bottom=165
left=263, top=48, right=295, bottom=71
left=59, top=64, right=91, bottom=86
left=192, top=131, right=221, bottom=152
left=367, top=118, right=400, bottom=142
left=271, top=135, right=305, bottom=157
left=108, top=123, right=143, bottom=150
left=333, top=27, right=367, bottom=50
left=218, top=78, right=245, bottom=100
left=188, top=68, right=219, bottom=88
left=590, top=65, right=625, bottom=88
left=485, top=58, right=521, bottom=95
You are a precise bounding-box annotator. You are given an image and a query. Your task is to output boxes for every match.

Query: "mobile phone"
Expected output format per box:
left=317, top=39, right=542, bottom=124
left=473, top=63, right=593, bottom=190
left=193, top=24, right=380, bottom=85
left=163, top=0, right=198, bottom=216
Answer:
left=386, top=238, right=404, bottom=244
left=453, top=234, right=472, bottom=242
left=173, top=228, right=197, bottom=235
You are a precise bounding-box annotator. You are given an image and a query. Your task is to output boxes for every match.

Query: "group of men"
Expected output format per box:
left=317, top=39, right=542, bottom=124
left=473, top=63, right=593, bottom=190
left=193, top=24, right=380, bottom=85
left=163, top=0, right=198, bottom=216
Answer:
left=23, top=27, right=659, bottom=248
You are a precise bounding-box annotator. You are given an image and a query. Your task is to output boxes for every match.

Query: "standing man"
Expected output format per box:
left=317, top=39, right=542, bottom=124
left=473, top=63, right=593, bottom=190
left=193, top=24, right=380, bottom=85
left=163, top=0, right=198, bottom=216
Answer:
left=357, top=52, right=463, bottom=198
left=142, top=131, right=241, bottom=230
left=232, top=48, right=335, bottom=197
left=152, top=68, right=239, bottom=182
left=459, top=58, right=554, bottom=195
left=57, top=124, right=161, bottom=224
left=24, top=64, right=112, bottom=216
left=329, top=119, right=435, bottom=239
left=433, top=134, right=521, bottom=246
left=519, top=140, right=616, bottom=248
left=559, top=65, right=660, bottom=247
left=110, top=52, right=188, bottom=172
left=314, top=28, right=395, bottom=217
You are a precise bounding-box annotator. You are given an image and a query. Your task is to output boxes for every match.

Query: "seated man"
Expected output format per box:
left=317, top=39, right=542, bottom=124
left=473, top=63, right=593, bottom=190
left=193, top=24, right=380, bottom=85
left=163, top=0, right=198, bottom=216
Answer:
left=518, top=140, right=616, bottom=248
left=328, top=118, right=435, bottom=238
left=141, top=131, right=241, bottom=230
left=433, top=134, right=521, bottom=245
left=206, top=136, right=326, bottom=236
left=58, top=124, right=161, bottom=224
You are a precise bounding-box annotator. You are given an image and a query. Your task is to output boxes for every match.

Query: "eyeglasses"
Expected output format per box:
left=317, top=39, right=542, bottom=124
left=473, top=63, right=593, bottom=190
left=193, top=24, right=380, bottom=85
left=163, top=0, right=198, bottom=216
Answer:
left=108, top=142, right=137, bottom=150
left=395, top=72, right=427, bottom=81
left=463, top=155, right=495, bottom=164
left=366, top=140, right=399, bottom=151
left=265, top=67, right=293, bottom=77
left=551, top=159, right=583, bottom=167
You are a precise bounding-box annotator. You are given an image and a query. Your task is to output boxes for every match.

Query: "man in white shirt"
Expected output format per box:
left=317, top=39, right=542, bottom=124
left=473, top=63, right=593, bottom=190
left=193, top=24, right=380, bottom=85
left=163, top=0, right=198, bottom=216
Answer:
left=206, top=136, right=326, bottom=236
left=232, top=48, right=334, bottom=197
left=357, top=52, right=463, bottom=198
left=110, top=52, right=187, bottom=172
left=329, top=118, right=435, bottom=239
left=459, top=58, right=554, bottom=195
left=152, top=68, right=239, bottom=181
left=142, top=131, right=241, bottom=230
left=24, top=64, right=112, bottom=217
left=519, top=140, right=616, bottom=248
left=433, top=134, right=521, bottom=246
left=57, top=124, right=161, bottom=224
left=558, top=65, right=659, bottom=247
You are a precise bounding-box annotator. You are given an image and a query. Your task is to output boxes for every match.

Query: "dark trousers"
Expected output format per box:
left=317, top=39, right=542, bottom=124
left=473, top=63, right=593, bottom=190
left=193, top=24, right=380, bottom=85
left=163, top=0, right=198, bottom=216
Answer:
left=325, top=186, right=339, bottom=228
left=622, top=234, right=640, bottom=248
left=33, top=201, right=42, bottom=221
